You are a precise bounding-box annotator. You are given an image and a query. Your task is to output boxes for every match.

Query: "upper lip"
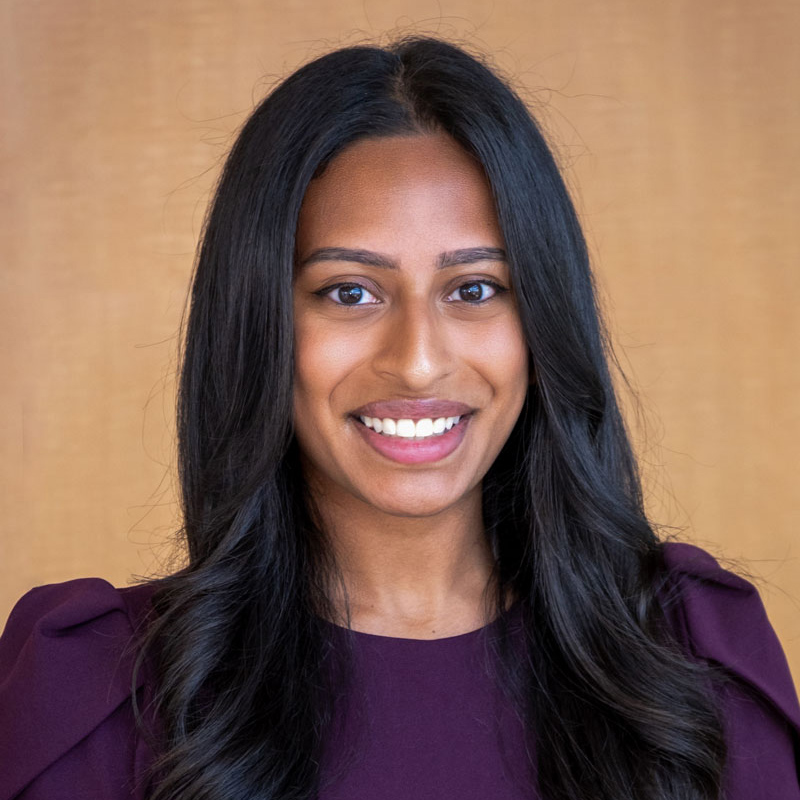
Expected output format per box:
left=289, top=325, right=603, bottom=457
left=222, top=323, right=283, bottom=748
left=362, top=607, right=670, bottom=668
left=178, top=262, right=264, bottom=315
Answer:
left=352, top=399, right=474, bottom=420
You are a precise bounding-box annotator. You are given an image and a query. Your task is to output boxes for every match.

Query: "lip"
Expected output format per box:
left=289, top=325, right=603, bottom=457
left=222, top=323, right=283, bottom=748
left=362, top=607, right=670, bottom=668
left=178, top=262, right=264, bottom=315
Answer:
left=353, top=413, right=471, bottom=464
left=351, top=398, right=474, bottom=420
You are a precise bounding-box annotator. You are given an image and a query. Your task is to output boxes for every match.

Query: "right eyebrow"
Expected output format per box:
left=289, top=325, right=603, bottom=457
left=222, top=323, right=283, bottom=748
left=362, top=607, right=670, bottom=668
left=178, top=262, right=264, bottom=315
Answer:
left=298, top=248, right=398, bottom=270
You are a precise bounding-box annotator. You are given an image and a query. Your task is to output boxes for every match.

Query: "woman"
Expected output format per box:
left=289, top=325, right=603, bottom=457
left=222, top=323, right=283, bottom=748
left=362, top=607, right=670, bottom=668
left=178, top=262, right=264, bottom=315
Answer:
left=1, top=36, right=798, bottom=800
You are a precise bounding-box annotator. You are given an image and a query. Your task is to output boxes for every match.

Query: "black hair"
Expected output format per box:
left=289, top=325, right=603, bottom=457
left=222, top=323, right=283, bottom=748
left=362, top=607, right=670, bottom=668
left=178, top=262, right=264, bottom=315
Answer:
left=136, top=35, right=726, bottom=800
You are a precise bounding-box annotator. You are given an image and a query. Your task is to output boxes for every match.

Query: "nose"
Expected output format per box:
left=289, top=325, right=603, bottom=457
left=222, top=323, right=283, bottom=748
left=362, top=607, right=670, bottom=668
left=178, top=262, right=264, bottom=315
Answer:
left=371, top=297, right=455, bottom=390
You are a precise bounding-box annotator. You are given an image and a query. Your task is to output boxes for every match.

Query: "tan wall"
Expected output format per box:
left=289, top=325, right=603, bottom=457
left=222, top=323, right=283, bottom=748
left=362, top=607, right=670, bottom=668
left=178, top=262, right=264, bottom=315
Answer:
left=2, top=1, right=798, bottom=679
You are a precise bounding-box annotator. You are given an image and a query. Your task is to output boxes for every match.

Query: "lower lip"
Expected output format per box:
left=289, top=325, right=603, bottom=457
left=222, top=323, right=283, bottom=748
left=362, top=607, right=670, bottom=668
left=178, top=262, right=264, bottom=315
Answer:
left=353, top=416, right=471, bottom=464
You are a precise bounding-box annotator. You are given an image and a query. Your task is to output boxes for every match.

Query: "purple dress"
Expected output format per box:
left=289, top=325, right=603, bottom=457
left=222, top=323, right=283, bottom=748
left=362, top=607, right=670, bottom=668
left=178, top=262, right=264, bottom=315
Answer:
left=1, top=543, right=798, bottom=799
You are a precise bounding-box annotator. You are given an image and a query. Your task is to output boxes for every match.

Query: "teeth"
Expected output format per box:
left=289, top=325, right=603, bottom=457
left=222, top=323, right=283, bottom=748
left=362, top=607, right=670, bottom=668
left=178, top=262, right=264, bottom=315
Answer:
left=415, top=418, right=433, bottom=437
left=358, top=415, right=462, bottom=439
left=396, top=419, right=416, bottom=438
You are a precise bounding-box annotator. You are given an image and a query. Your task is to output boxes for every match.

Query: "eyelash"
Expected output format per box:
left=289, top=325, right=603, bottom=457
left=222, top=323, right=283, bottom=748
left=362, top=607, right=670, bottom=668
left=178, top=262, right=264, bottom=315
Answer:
left=315, top=280, right=508, bottom=307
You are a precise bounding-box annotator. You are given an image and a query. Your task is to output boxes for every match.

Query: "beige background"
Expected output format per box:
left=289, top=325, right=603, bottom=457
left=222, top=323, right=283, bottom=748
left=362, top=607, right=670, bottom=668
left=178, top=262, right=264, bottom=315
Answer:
left=2, top=0, right=798, bottom=680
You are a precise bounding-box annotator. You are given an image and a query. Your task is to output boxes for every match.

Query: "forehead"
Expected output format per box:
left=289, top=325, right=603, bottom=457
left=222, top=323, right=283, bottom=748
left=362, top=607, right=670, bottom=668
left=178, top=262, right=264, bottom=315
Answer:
left=295, top=133, right=504, bottom=255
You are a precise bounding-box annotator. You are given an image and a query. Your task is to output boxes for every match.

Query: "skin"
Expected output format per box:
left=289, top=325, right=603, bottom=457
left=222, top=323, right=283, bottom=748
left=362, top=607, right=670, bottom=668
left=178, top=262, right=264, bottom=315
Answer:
left=292, top=132, right=529, bottom=638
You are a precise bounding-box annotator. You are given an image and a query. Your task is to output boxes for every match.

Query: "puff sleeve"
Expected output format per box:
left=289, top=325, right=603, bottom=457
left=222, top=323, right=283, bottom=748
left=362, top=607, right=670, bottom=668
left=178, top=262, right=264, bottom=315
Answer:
left=0, top=579, right=157, bottom=799
left=662, top=542, right=800, bottom=798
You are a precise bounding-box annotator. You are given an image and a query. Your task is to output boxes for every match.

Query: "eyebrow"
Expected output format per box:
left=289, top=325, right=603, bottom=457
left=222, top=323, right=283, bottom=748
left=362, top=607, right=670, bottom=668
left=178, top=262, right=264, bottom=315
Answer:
left=297, top=246, right=507, bottom=270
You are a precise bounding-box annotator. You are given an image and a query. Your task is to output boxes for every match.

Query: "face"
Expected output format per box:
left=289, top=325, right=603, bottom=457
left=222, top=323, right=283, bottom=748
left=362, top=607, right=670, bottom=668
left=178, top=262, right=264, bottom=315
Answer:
left=292, top=132, right=529, bottom=520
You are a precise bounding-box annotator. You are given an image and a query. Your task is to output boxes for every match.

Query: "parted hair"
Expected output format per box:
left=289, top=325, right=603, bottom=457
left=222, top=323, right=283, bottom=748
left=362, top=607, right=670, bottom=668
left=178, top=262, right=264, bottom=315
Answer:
left=136, top=35, right=726, bottom=800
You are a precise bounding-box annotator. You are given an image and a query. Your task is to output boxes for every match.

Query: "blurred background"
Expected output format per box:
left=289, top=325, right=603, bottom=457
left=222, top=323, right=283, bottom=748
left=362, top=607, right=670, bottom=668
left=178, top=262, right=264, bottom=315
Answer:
left=2, top=0, right=798, bottom=678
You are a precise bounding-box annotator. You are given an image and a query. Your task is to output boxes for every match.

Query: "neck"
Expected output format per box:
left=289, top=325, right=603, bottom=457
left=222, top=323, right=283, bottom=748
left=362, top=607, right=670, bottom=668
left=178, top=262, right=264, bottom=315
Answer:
left=311, top=483, right=497, bottom=639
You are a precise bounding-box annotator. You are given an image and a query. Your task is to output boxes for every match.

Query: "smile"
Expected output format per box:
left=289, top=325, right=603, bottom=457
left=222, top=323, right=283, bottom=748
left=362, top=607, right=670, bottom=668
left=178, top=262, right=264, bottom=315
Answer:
left=352, top=413, right=471, bottom=465
left=358, top=415, right=461, bottom=438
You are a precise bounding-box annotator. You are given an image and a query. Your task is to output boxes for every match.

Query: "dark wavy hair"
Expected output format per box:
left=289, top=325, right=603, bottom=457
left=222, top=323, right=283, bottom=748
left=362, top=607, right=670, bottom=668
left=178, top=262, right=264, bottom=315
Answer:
left=136, top=36, right=726, bottom=800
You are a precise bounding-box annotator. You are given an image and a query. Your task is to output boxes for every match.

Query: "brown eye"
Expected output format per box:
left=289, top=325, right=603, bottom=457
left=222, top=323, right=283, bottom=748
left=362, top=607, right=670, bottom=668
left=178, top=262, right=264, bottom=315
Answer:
left=447, top=281, right=502, bottom=304
left=318, top=283, right=379, bottom=305
left=337, top=285, right=364, bottom=304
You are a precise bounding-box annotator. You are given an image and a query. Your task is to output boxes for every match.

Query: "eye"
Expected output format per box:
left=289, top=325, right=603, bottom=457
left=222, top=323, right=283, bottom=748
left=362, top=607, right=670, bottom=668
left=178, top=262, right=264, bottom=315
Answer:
left=446, top=280, right=503, bottom=304
left=319, top=283, right=379, bottom=306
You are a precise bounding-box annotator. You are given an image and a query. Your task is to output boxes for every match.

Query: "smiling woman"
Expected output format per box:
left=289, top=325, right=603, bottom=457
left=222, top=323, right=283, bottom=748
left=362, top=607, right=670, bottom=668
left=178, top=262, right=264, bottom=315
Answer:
left=293, top=134, right=528, bottom=613
left=1, top=35, right=799, bottom=800
left=292, top=133, right=528, bottom=637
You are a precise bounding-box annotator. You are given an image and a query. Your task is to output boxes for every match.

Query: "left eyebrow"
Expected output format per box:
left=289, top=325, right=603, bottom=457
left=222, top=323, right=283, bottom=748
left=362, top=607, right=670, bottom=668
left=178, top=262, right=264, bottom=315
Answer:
left=437, top=247, right=507, bottom=269
left=297, top=246, right=507, bottom=270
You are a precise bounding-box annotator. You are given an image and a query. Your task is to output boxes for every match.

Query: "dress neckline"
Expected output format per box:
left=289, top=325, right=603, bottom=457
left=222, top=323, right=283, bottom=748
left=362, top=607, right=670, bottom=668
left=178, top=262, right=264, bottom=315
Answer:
left=319, top=598, right=522, bottom=644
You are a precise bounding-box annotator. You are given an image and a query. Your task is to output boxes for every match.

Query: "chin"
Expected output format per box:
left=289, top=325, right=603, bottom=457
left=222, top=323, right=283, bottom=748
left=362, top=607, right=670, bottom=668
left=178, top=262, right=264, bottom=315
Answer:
left=355, top=476, right=480, bottom=519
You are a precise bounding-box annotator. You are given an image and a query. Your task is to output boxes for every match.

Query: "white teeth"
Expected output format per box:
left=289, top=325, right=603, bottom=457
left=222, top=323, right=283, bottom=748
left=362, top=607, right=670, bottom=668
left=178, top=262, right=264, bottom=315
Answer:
left=396, top=419, right=416, bottom=438
left=415, top=418, right=434, bottom=437
left=358, top=415, right=463, bottom=438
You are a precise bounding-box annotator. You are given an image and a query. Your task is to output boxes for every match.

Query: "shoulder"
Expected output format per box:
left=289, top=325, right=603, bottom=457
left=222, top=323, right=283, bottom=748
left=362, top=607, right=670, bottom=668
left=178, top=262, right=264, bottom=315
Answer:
left=0, top=578, right=158, bottom=799
left=660, top=542, right=794, bottom=689
left=660, top=542, right=800, bottom=795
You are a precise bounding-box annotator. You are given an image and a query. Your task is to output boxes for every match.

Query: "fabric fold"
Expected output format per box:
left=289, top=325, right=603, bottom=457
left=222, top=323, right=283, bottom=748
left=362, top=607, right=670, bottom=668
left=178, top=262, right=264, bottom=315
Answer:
left=0, top=579, right=153, bottom=799
left=662, top=542, right=800, bottom=796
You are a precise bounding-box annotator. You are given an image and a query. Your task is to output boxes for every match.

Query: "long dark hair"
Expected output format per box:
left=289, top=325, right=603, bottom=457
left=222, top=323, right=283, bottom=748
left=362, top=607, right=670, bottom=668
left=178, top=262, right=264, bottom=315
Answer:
left=136, top=36, right=726, bottom=800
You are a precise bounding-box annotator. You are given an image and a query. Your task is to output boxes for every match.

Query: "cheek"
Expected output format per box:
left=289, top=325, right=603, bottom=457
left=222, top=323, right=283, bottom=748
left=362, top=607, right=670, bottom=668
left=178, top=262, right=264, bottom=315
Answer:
left=292, top=316, right=365, bottom=417
left=471, top=317, right=529, bottom=396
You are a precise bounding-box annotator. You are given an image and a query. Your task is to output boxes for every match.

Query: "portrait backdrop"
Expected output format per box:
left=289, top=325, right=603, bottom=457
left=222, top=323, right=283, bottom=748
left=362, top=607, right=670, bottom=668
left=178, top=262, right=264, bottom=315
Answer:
left=2, top=0, right=798, bottom=679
